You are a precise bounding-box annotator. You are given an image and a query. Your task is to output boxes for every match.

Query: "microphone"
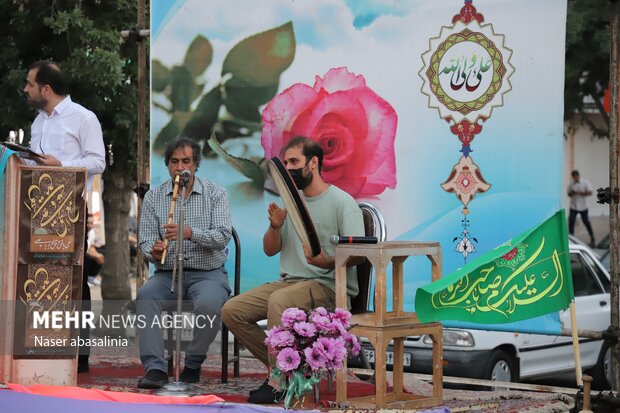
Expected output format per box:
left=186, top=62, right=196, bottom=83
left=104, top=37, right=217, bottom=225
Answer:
left=180, top=170, right=191, bottom=187
left=329, top=235, right=378, bottom=245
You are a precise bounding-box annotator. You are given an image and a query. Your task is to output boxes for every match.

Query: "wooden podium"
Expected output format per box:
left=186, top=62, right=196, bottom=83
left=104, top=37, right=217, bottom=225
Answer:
left=0, top=156, right=87, bottom=386
left=335, top=241, right=444, bottom=409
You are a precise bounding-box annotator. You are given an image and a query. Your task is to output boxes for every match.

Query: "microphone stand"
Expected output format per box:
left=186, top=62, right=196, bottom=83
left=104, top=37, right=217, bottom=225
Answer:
left=157, top=181, right=197, bottom=396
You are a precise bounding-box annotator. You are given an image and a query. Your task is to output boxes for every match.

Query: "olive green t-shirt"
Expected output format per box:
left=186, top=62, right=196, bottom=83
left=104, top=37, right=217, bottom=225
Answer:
left=280, top=185, right=365, bottom=299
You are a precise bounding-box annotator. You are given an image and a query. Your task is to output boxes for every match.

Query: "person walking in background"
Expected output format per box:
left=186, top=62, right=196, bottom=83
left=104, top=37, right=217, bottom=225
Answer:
left=567, top=170, right=595, bottom=247
left=23, top=60, right=106, bottom=373
left=85, top=213, right=104, bottom=287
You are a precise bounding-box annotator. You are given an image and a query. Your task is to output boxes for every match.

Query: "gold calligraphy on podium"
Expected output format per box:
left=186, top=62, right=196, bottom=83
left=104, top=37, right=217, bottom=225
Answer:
left=25, top=171, right=80, bottom=253
left=19, top=265, right=74, bottom=349
left=13, top=166, right=85, bottom=358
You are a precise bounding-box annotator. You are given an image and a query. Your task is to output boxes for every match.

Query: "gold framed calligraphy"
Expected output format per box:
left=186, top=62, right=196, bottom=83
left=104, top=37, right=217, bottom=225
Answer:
left=13, top=264, right=83, bottom=358
left=12, top=166, right=86, bottom=359
left=19, top=168, right=86, bottom=264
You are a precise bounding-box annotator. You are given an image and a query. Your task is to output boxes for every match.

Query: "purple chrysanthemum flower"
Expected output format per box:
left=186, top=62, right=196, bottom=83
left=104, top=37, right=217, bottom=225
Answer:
left=326, top=339, right=348, bottom=369
left=317, top=337, right=337, bottom=359
left=311, top=314, right=333, bottom=332
left=281, top=307, right=307, bottom=328
left=264, top=326, right=282, bottom=347
left=293, top=321, right=317, bottom=337
left=276, top=347, right=301, bottom=372
left=344, top=332, right=361, bottom=356
left=333, top=308, right=352, bottom=327
left=265, top=328, right=295, bottom=349
left=268, top=307, right=361, bottom=379
left=311, top=307, right=329, bottom=317
left=305, top=344, right=327, bottom=370
left=330, top=318, right=348, bottom=336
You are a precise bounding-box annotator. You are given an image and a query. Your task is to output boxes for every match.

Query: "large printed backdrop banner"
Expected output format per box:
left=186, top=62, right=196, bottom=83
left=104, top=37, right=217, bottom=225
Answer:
left=150, top=1, right=567, bottom=324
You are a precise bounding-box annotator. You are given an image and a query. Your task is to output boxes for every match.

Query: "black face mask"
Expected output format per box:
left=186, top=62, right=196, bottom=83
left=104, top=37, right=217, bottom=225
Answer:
left=288, top=163, right=313, bottom=190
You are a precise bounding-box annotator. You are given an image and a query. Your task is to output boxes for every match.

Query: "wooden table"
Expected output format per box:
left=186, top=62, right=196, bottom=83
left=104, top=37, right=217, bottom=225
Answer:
left=335, top=241, right=443, bottom=409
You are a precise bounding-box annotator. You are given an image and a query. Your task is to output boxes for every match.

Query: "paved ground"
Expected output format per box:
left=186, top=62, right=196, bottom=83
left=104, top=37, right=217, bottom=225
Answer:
left=572, top=214, right=609, bottom=246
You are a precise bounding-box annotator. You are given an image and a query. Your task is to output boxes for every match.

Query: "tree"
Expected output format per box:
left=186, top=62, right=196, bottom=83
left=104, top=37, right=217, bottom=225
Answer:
left=565, top=0, right=612, bottom=136
left=0, top=1, right=141, bottom=306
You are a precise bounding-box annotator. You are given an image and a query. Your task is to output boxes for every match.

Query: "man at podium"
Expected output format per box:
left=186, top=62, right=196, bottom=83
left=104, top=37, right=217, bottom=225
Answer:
left=23, top=60, right=106, bottom=372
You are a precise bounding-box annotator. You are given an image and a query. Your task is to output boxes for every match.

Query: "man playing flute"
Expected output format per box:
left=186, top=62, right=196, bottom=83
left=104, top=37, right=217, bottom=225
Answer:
left=136, top=137, right=232, bottom=389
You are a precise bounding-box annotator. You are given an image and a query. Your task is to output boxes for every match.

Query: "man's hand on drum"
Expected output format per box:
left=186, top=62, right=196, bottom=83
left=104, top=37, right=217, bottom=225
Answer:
left=267, top=203, right=287, bottom=229
left=304, top=246, right=334, bottom=269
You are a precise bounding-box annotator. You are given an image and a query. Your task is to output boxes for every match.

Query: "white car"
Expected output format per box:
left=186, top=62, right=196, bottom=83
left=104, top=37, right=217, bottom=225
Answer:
left=361, top=243, right=612, bottom=388
left=568, top=234, right=606, bottom=258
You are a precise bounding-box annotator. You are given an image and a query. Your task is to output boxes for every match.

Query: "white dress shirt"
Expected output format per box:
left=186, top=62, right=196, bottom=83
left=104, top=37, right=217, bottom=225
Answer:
left=567, top=179, right=592, bottom=212
left=29, top=95, right=106, bottom=191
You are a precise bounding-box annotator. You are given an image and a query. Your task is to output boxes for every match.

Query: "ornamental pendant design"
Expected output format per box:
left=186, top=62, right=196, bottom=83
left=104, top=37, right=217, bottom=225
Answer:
left=419, top=0, right=514, bottom=261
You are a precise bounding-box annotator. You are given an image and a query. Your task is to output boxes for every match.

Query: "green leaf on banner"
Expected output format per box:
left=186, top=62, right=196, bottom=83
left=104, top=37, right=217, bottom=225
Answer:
left=207, top=133, right=265, bottom=187
left=169, top=66, right=203, bottom=111
left=183, top=86, right=222, bottom=141
left=169, top=66, right=193, bottom=111
left=415, top=210, right=574, bottom=325
left=222, top=118, right=263, bottom=134
left=183, top=35, right=213, bottom=78
left=152, top=60, right=171, bottom=93
left=153, top=112, right=193, bottom=152
left=153, top=118, right=180, bottom=152
left=223, top=77, right=279, bottom=121
left=222, top=21, right=296, bottom=86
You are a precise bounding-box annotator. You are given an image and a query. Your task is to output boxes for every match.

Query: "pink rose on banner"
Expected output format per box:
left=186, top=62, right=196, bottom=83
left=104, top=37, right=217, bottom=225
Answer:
left=261, top=67, right=398, bottom=197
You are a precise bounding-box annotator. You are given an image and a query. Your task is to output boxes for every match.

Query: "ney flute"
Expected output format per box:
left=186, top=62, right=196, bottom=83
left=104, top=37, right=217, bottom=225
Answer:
left=160, top=173, right=181, bottom=264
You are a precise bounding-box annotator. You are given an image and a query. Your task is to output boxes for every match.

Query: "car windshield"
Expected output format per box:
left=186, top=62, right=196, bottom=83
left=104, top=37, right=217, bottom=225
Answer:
left=600, top=243, right=620, bottom=271
left=601, top=251, right=610, bottom=271
left=597, top=234, right=610, bottom=250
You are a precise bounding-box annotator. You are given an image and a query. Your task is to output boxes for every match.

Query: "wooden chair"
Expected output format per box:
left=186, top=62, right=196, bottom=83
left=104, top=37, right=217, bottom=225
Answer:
left=220, top=227, right=241, bottom=382
left=349, top=202, right=387, bottom=373
left=351, top=202, right=387, bottom=314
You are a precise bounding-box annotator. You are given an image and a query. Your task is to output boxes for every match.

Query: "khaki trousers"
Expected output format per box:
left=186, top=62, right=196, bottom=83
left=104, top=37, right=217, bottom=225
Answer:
left=221, top=279, right=334, bottom=367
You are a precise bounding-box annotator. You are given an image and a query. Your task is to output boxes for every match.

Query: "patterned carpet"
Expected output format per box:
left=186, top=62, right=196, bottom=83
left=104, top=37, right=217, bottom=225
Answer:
left=77, top=345, right=269, bottom=402
left=77, top=345, right=379, bottom=407
left=77, top=346, right=575, bottom=412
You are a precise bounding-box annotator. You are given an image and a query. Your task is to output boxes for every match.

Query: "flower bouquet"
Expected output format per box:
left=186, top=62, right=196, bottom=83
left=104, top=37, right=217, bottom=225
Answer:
left=265, top=306, right=361, bottom=408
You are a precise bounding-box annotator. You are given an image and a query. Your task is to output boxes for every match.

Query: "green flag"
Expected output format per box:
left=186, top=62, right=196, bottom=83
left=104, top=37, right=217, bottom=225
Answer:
left=415, top=210, right=573, bottom=324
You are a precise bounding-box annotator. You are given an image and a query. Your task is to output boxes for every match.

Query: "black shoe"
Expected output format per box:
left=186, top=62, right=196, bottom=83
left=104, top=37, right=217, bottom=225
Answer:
left=179, top=366, right=201, bottom=383
left=247, top=381, right=284, bottom=404
left=137, top=369, right=169, bottom=389
left=78, top=355, right=89, bottom=373
left=250, top=378, right=269, bottom=396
